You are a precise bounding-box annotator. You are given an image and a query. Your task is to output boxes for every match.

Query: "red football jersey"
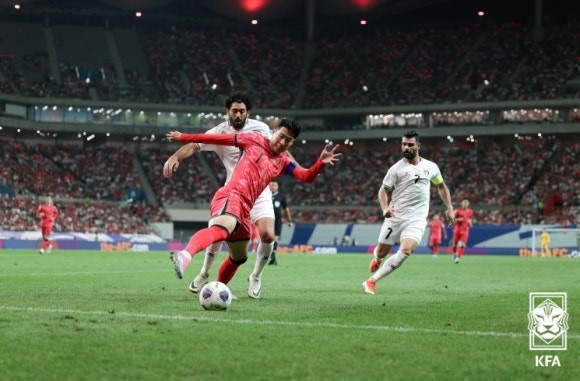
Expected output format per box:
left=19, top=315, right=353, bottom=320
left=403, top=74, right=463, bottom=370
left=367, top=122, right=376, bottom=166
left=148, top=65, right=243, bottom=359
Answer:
left=37, top=204, right=58, bottom=226
left=429, top=220, right=445, bottom=240
left=454, top=208, right=473, bottom=232
left=179, top=132, right=324, bottom=213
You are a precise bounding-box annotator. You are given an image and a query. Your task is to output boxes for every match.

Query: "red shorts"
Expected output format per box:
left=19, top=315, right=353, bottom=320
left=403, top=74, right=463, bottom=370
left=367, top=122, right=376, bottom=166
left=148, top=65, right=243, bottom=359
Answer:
left=429, top=237, right=442, bottom=246
left=453, top=229, right=469, bottom=243
left=41, top=225, right=53, bottom=237
left=210, top=189, right=252, bottom=242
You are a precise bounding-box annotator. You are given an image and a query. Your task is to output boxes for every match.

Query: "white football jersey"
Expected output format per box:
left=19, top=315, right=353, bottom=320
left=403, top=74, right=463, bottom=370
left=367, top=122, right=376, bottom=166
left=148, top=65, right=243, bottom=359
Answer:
left=198, top=118, right=273, bottom=184
left=382, top=157, right=443, bottom=220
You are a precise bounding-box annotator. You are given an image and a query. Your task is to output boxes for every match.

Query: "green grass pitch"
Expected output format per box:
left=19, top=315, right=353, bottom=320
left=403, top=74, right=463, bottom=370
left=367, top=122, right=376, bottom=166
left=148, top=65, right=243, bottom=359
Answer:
left=0, top=250, right=577, bottom=381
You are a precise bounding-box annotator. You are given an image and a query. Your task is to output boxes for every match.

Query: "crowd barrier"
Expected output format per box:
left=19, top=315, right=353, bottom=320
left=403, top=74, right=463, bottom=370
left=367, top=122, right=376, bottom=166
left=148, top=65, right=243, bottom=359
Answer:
left=1, top=224, right=578, bottom=257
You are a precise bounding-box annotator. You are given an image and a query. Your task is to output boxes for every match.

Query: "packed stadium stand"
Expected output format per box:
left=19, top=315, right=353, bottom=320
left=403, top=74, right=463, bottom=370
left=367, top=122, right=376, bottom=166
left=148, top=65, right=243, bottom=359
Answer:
left=0, top=0, right=578, bottom=236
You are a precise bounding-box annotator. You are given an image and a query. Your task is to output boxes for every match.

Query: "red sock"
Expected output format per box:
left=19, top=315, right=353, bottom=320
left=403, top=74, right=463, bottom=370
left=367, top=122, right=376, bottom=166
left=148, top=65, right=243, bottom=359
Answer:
left=41, top=241, right=49, bottom=250
left=457, top=246, right=465, bottom=259
left=217, top=257, right=241, bottom=285
left=432, top=245, right=439, bottom=255
left=185, top=226, right=229, bottom=257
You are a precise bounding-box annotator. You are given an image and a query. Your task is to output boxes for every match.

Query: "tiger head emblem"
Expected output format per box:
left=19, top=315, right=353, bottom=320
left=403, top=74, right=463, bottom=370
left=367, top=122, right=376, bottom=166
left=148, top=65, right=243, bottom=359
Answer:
left=528, top=299, right=569, bottom=344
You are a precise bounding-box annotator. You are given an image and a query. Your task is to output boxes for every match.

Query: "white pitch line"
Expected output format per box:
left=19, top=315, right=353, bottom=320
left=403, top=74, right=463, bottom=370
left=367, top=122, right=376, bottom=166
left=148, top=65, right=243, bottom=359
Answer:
left=0, top=270, right=167, bottom=277
left=1, top=306, right=577, bottom=339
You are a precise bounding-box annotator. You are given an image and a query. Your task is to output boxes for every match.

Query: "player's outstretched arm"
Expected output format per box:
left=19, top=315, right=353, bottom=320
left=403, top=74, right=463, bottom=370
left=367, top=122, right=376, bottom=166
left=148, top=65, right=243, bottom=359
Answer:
left=163, top=143, right=199, bottom=178
left=166, top=131, right=236, bottom=146
left=166, top=131, right=183, bottom=141
left=319, top=144, right=341, bottom=165
left=289, top=144, right=341, bottom=183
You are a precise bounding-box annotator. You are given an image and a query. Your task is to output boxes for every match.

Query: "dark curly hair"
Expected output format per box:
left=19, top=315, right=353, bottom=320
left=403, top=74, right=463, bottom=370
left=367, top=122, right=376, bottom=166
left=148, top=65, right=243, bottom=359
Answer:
left=225, top=92, right=253, bottom=111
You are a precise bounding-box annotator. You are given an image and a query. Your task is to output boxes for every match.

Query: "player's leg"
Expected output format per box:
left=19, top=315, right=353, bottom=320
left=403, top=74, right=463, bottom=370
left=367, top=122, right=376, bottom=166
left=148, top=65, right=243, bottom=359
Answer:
left=188, top=241, right=222, bottom=293
left=454, top=240, right=464, bottom=263
left=431, top=238, right=440, bottom=257
left=451, top=230, right=460, bottom=262
left=247, top=195, right=276, bottom=298
left=369, top=218, right=397, bottom=272
left=45, top=226, right=53, bottom=253
left=248, top=216, right=275, bottom=298
left=172, top=215, right=234, bottom=279
left=364, top=219, right=422, bottom=295
left=217, top=240, right=249, bottom=285
left=541, top=243, right=549, bottom=257
left=269, top=219, right=282, bottom=265
left=39, top=226, right=50, bottom=254
left=455, top=231, right=469, bottom=262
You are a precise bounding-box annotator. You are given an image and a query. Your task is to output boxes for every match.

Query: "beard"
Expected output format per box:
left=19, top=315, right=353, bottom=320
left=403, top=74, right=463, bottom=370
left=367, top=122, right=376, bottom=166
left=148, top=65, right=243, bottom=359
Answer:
left=403, top=150, right=416, bottom=159
left=229, top=116, right=247, bottom=130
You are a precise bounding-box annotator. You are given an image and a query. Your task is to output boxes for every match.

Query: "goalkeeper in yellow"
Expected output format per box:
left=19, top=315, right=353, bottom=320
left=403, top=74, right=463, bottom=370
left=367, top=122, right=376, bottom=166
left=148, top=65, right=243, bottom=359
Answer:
left=540, top=230, right=551, bottom=257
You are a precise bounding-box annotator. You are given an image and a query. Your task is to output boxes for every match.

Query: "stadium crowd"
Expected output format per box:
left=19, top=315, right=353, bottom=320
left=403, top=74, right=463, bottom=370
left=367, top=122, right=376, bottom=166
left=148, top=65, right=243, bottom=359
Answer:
left=3, top=135, right=578, bottom=231
left=1, top=15, right=578, bottom=233
left=0, top=17, right=578, bottom=108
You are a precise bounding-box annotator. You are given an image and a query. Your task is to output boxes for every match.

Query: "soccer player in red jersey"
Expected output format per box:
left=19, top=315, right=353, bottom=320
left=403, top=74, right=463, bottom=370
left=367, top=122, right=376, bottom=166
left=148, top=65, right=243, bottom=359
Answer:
left=452, top=199, right=473, bottom=264
left=36, top=196, right=59, bottom=254
left=165, top=119, right=341, bottom=285
left=428, top=213, right=447, bottom=258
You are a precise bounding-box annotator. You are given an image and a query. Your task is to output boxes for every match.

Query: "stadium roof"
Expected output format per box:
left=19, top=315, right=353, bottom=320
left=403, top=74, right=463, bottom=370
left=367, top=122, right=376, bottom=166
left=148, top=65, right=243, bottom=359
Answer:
left=2, top=0, right=577, bottom=21
left=1, top=0, right=577, bottom=35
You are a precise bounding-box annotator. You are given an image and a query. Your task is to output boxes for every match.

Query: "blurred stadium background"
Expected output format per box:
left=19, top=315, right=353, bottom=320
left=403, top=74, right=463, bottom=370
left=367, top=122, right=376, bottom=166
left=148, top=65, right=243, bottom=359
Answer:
left=0, top=0, right=578, bottom=254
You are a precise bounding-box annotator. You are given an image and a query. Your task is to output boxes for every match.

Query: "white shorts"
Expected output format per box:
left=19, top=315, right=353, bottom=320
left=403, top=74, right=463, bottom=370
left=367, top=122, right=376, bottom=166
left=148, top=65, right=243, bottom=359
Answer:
left=377, top=217, right=427, bottom=245
left=249, top=188, right=275, bottom=224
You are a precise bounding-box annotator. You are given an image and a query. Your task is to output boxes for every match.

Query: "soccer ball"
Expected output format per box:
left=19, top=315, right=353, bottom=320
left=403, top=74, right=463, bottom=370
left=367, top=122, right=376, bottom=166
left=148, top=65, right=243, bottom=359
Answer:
left=199, top=281, right=232, bottom=311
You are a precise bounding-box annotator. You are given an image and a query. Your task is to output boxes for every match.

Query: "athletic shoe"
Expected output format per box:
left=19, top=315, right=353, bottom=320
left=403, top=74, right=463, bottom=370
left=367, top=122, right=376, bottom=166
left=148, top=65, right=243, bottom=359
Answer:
left=46, top=245, right=53, bottom=254
left=171, top=251, right=185, bottom=279
left=248, top=276, right=262, bottom=299
left=362, top=279, right=376, bottom=295
left=369, top=258, right=381, bottom=272
left=188, top=273, right=209, bottom=293
left=39, top=249, right=44, bottom=255
left=453, top=254, right=459, bottom=264
left=231, top=293, right=239, bottom=301
left=268, top=260, right=277, bottom=266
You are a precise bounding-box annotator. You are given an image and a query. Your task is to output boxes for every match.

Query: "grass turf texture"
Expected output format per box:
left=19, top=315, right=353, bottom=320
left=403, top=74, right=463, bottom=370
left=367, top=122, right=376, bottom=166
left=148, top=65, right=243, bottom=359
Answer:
left=0, top=250, right=577, bottom=381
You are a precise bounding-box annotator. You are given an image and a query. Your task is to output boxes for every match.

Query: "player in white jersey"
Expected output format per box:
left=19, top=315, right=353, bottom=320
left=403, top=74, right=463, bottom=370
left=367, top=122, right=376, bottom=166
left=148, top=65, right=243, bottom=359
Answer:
left=163, top=92, right=275, bottom=299
left=363, top=130, right=455, bottom=295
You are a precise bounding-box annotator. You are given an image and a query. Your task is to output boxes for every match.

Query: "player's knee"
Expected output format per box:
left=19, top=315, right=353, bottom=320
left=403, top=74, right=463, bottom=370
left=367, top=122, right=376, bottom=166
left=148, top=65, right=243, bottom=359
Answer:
left=230, top=256, right=248, bottom=265
left=259, top=230, right=276, bottom=243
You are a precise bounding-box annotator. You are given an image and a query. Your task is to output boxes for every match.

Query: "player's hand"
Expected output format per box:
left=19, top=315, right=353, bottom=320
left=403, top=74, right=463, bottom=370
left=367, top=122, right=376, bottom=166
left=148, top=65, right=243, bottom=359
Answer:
left=163, top=156, right=180, bottom=178
left=166, top=131, right=182, bottom=142
left=383, top=206, right=395, bottom=218
left=445, top=209, right=456, bottom=224
left=319, top=144, right=341, bottom=165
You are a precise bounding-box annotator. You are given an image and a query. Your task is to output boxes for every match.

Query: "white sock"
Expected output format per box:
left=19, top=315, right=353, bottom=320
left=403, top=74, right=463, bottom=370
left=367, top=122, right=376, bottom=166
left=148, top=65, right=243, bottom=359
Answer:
left=199, top=242, right=222, bottom=274
left=371, top=250, right=408, bottom=282
left=47, top=244, right=53, bottom=253
left=200, top=251, right=217, bottom=275
left=251, top=241, right=272, bottom=278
